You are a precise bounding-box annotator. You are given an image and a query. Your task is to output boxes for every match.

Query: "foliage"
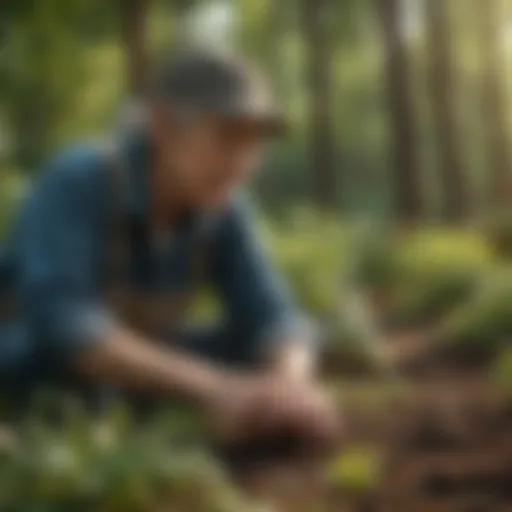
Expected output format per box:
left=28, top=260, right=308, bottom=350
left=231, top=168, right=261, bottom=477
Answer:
left=492, top=347, right=512, bottom=394
left=326, top=446, right=382, bottom=493
left=260, top=221, right=512, bottom=367
left=267, top=211, right=348, bottom=316
left=280, top=222, right=495, bottom=326
left=0, top=168, right=28, bottom=240
left=481, top=209, right=512, bottom=260
left=439, top=268, right=512, bottom=355
left=0, top=0, right=120, bottom=171
left=386, top=229, right=495, bottom=325
left=0, top=399, right=256, bottom=511
left=0, top=0, right=506, bottom=217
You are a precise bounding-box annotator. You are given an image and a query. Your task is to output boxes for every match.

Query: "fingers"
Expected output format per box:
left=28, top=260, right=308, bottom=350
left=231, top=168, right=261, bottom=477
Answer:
left=209, top=375, right=340, bottom=452
left=286, top=387, right=339, bottom=449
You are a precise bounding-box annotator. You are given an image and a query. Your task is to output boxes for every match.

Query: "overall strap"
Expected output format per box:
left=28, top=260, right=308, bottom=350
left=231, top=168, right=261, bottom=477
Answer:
left=103, top=141, right=131, bottom=292
left=102, top=140, right=217, bottom=334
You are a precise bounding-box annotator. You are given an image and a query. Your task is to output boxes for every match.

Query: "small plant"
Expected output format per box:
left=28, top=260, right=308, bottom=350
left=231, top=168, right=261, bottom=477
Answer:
left=439, top=269, right=512, bottom=358
left=482, top=209, right=512, bottom=260
left=0, top=396, right=256, bottom=511
left=326, top=446, right=382, bottom=494
left=492, top=347, right=512, bottom=394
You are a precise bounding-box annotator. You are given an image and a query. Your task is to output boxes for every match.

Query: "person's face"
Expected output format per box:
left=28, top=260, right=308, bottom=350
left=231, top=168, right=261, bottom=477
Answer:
left=150, top=105, right=266, bottom=208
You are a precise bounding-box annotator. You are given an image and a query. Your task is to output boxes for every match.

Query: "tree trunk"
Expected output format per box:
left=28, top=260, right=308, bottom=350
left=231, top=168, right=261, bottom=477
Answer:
left=377, top=0, right=423, bottom=222
left=475, top=0, right=512, bottom=206
left=169, top=0, right=195, bottom=47
left=266, top=0, right=291, bottom=100
left=302, top=0, right=338, bottom=209
left=425, top=0, right=469, bottom=222
left=120, top=0, right=150, bottom=97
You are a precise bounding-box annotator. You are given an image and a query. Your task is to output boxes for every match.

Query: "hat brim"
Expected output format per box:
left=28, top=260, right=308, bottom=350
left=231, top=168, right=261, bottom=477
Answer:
left=214, top=108, right=288, bottom=138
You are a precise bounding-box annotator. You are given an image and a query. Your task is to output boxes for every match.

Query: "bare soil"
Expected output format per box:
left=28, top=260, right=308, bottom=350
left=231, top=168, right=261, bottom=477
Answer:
left=263, top=339, right=512, bottom=512
left=336, top=376, right=512, bottom=512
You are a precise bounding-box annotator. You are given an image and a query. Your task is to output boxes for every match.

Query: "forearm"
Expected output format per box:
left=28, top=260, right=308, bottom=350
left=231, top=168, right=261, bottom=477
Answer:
left=263, top=337, right=317, bottom=382
left=74, top=325, right=225, bottom=405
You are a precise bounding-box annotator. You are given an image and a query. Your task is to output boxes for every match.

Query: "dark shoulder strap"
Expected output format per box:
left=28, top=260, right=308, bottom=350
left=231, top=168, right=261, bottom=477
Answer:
left=103, top=142, right=131, bottom=290
left=188, top=215, right=219, bottom=290
left=103, top=140, right=219, bottom=293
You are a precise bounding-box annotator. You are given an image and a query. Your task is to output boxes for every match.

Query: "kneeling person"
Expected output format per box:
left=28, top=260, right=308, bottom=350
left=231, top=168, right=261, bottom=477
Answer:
left=2, top=50, right=337, bottom=458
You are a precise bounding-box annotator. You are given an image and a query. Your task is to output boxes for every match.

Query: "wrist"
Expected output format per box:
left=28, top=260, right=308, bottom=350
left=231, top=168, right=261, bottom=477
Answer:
left=162, top=357, right=228, bottom=407
left=191, top=367, right=237, bottom=409
left=265, top=342, right=316, bottom=383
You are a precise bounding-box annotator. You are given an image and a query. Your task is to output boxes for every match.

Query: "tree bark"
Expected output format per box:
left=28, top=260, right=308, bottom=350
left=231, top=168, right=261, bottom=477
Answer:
left=377, top=0, right=423, bottom=222
left=425, top=0, right=469, bottom=222
left=475, top=0, right=512, bottom=206
left=120, top=0, right=150, bottom=97
left=302, top=0, right=338, bottom=209
left=169, top=0, right=195, bottom=47
left=265, top=0, right=293, bottom=101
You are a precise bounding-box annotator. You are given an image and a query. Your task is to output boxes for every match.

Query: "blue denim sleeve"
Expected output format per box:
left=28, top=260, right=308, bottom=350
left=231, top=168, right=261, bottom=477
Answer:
left=211, top=195, right=312, bottom=354
left=17, top=147, right=116, bottom=358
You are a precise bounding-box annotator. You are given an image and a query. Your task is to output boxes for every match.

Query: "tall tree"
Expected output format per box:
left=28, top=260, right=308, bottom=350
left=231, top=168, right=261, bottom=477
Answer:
left=475, top=0, right=512, bottom=205
left=0, top=0, right=108, bottom=171
left=120, top=0, right=150, bottom=97
left=302, top=0, right=338, bottom=208
left=377, top=0, right=423, bottom=222
left=234, top=0, right=294, bottom=99
left=265, top=0, right=292, bottom=100
left=168, top=0, right=199, bottom=46
left=425, top=0, right=468, bottom=222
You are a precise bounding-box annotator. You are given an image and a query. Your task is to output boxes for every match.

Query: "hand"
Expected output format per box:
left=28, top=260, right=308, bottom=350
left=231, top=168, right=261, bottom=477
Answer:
left=262, top=342, right=338, bottom=447
left=204, top=372, right=279, bottom=442
left=204, top=372, right=339, bottom=450
left=220, top=375, right=337, bottom=442
left=262, top=377, right=339, bottom=451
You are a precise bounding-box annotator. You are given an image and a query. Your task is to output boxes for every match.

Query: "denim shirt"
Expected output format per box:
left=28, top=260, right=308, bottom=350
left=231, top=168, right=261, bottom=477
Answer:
left=1, top=133, right=303, bottom=378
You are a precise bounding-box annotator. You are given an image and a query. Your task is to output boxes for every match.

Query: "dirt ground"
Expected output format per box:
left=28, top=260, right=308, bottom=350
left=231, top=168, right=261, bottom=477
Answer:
left=255, top=337, right=512, bottom=512
left=339, top=376, right=511, bottom=512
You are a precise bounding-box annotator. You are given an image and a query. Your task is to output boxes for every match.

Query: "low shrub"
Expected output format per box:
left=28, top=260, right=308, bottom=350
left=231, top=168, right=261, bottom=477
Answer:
left=481, top=209, right=512, bottom=260
left=0, top=401, right=254, bottom=512
left=492, top=347, right=512, bottom=394
left=436, top=268, right=512, bottom=360
left=385, top=230, right=494, bottom=326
